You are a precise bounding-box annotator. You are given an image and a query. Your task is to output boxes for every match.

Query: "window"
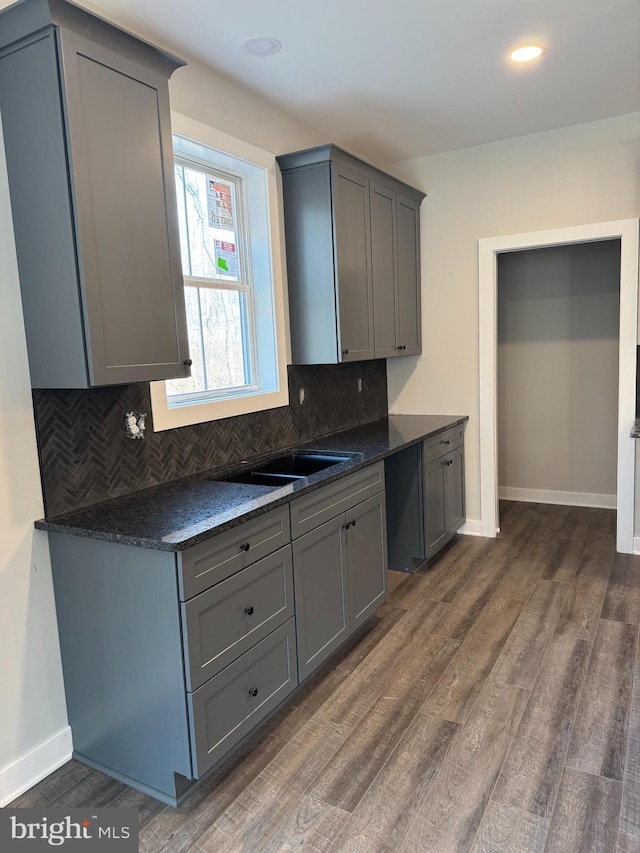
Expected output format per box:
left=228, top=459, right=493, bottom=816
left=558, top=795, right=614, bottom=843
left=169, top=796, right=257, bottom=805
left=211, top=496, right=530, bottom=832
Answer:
left=150, top=120, right=289, bottom=430
left=168, top=159, right=255, bottom=402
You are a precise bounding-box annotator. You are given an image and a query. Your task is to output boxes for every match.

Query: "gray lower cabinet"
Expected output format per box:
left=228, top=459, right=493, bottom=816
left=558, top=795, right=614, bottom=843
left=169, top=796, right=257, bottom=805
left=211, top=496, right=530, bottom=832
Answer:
left=188, top=619, right=297, bottom=778
left=423, top=457, right=450, bottom=558
left=291, top=464, right=388, bottom=681
left=445, top=444, right=466, bottom=533
left=423, top=431, right=466, bottom=559
left=385, top=426, right=466, bottom=569
left=292, top=515, right=350, bottom=681
left=346, top=493, right=388, bottom=629
left=178, top=505, right=291, bottom=600
left=182, top=545, right=295, bottom=691
left=48, top=512, right=298, bottom=806
left=277, top=144, right=425, bottom=365
left=47, top=461, right=392, bottom=804
left=0, top=0, right=190, bottom=388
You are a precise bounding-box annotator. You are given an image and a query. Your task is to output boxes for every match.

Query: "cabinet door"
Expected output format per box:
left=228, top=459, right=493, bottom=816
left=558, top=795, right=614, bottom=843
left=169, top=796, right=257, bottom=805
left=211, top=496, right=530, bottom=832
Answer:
left=396, top=194, right=421, bottom=356
left=445, top=446, right=465, bottom=534
left=332, top=163, right=374, bottom=362
left=59, top=31, right=190, bottom=386
left=346, top=493, right=388, bottom=630
left=292, top=515, right=350, bottom=680
left=370, top=181, right=398, bottom=358
left=423, top=457, right=449, bottom=558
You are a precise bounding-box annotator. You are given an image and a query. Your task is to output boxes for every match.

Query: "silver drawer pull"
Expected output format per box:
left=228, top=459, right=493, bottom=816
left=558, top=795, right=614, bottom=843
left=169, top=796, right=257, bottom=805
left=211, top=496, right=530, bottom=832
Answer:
left=248, top=687, right=259, bottom=698
left=244, top=606, right=255, bottom=616
left=240, top=542, right=251, bottom=552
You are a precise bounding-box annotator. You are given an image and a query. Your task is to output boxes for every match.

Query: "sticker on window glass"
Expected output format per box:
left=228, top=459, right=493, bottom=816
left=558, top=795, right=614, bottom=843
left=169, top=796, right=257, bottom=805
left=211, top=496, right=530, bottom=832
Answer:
left=207, top=178, right=235, bottom=229
left=214, top=240, right=239, bottom=277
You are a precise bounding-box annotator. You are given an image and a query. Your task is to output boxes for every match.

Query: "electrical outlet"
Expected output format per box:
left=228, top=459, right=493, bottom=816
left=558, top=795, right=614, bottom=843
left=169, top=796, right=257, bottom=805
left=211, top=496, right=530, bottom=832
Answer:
left=299, top=387, right=305, bottom=404
left=357, top=378, right=363, bottom=392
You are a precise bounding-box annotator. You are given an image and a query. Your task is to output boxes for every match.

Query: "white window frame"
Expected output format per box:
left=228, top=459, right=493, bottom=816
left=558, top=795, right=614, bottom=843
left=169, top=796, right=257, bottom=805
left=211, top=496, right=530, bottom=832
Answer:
left=150, top=113, right=290, bottom=430
left=170, top=156, right=258, bottom=403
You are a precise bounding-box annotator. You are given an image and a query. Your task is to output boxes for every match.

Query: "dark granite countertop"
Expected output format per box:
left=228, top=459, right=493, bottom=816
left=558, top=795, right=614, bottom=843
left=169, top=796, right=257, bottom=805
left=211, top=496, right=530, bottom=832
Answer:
left=632, top=420, right=640, bottom=438
left=36, top=414, right=468, bottom=551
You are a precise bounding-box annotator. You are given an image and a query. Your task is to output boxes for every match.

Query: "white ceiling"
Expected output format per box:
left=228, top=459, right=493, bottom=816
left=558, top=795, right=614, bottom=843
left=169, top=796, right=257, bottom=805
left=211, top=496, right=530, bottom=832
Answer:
left=16, top=0, right=640, bottom=162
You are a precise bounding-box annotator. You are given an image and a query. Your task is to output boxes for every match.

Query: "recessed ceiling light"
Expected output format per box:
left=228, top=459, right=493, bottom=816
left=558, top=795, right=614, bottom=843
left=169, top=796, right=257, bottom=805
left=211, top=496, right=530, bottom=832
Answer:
left=509, top=44, right=545, bottom=63
left=242, top=37, right=282, bottom=57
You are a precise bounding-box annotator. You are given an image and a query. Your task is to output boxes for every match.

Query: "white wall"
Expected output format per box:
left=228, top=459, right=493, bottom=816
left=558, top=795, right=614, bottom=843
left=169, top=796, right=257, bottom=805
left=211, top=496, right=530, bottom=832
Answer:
left=0, top=41, right=325, bottom=804
left=387, top=112, right=640, bottom=526
left=0, top=118, right=70, bottom=804
left=497, top=241, right=620, bottom=506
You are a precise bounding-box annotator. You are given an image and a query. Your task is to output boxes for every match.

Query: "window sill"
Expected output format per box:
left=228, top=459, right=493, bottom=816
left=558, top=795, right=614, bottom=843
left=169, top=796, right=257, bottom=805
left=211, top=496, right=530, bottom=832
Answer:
left=149, top=381, right=289, bottom=431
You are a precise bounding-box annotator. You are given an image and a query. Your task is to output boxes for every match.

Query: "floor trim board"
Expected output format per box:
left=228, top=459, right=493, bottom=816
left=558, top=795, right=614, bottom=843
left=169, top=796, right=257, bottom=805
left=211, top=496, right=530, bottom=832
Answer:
left=0, top=727, right=72, bottom=807
left=459, top=519, right=482, bottom=537
left=499, top=487, right=616, bottom=510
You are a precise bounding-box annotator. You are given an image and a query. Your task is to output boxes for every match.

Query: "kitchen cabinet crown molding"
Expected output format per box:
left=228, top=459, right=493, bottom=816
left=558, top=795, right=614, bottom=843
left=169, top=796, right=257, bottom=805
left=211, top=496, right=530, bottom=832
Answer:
left=0, top=0, right=185, bottom=73
left=276, top=143, right=426, bottom=205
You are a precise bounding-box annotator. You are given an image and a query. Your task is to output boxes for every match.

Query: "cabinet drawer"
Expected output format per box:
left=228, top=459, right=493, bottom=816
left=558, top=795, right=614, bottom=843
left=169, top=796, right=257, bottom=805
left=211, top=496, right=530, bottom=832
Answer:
left=178, top=506, right=291, bottom=600
left=188, top=619, right=298, bottom=778
left=182, top=546, right=294, bottom=691
left=423, top=425, right=464, bottom=466
left=290, top=463, right=385, bottom=539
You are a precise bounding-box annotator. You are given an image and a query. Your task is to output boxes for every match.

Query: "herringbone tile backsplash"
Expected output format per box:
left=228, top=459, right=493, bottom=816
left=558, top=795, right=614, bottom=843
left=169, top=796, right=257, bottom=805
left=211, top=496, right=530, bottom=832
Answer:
left=33, top=362, right=388, bottom=517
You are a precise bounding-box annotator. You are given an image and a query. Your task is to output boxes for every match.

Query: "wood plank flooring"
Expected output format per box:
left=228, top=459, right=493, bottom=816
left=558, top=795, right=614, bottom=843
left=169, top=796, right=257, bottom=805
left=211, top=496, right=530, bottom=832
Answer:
left=12, top=501, right=640, bottom=853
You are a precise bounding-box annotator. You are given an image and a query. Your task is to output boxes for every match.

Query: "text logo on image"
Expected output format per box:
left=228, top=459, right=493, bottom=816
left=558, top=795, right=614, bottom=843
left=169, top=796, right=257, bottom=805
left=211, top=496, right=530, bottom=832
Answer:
left=0, top=808, right=138, bottom=851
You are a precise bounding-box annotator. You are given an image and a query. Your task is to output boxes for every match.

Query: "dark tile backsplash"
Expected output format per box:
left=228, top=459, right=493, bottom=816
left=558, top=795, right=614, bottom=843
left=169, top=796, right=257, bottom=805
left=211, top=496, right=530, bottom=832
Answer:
left=33, top=362, right=388, bottom=517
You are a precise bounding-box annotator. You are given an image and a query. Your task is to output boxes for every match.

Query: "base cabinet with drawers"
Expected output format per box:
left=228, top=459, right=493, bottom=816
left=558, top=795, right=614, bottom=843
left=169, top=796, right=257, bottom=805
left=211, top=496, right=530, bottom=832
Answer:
left=48, top=505, right=298, bottom=806
left=48, top=464, right=389, bottom=806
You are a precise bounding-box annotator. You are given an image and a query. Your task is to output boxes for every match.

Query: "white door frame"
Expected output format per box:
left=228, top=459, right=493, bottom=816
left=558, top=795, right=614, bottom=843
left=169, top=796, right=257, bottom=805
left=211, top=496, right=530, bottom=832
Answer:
left=479, top=219, right=639, bottom=553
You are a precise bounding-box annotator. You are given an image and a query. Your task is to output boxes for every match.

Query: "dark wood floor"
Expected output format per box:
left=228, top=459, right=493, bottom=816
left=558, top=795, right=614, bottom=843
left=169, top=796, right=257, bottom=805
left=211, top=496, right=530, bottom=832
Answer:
left=12, top=501, right=640, bottom=852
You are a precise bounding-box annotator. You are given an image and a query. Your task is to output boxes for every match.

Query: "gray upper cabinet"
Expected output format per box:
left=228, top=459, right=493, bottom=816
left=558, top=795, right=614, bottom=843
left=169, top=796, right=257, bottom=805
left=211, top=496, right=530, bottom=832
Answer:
left=395, top=195, right=422, bottom=356
left=0, top=0, right=190, bottom=388
left=370, top=181, right=397, bottom=358
left=277, top=145, right=425, bottom=365
left=333, top=163, right=375, bottom=361
left=370, top=184, right=422, bottom=358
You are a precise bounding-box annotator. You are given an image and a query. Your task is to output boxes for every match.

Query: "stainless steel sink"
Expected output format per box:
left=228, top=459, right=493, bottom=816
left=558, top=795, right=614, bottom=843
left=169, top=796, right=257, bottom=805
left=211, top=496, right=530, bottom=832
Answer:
left=208, top=452, right=357, bottom=488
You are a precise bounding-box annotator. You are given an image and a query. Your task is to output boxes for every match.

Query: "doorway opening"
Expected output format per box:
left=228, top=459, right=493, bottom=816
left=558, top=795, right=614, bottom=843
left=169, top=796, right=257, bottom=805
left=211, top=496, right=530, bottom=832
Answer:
left=479, top=220, right=639, bottom=554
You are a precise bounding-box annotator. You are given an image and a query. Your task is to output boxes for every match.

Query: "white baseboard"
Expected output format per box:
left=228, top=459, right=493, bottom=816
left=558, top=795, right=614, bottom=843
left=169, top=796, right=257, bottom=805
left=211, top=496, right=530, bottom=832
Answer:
left=498, top=487, right=616, bottom=510
left=458, top=519, right=482, bottom=536
left=0, top=726, right=72, bottom=807
left=634, top=537, right=640, bottom=556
